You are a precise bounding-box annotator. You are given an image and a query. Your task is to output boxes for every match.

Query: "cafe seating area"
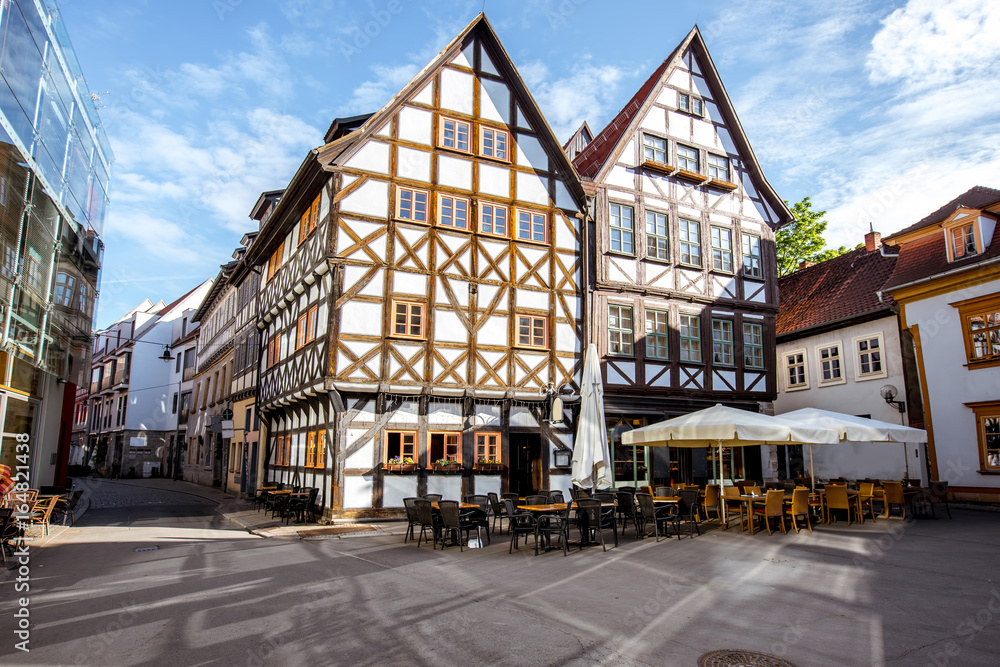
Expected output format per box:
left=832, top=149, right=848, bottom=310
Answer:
left=250, top=484, right=321, bottom=525
left=396, top=477, right=952, bottom=555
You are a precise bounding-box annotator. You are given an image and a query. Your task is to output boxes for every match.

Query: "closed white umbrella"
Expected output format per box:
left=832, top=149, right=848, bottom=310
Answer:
left=623, top=404, right=840, bottom=517
left=572, top=344, right=612, bottom=490
left=779, top=407, right=928, bottom=481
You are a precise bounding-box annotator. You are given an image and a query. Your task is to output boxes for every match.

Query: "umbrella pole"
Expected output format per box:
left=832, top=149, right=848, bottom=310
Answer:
left=903, top=442, right=910, bottom=481
left=719, top=441, right=726, bottom=524
left=809, top=444, right=815, bottom=494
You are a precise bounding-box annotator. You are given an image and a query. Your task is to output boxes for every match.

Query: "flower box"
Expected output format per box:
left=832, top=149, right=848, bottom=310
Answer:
left=432, top=463, right=462, bottom=473
left=385, top=463, right=418, bottom=473
left=474, top=463, right=504, bottom=473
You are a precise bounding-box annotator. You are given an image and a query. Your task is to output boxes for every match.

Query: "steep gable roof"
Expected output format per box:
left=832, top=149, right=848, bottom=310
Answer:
left=315, top=12, right=587, bottom=212
left=572, top=26, right=791, bottom=228
left=572, top=56, right=674, bottom=180
left=562, top=120, right=593, bottom=152
left=777, top=246, right=898, bottom=338
left=883, top=226, right=1000, bottom=292
left=885, top=185, right=1000, bottom=241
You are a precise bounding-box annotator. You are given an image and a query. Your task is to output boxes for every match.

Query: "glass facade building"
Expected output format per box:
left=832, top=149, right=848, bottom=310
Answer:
left=0, top=0, right=111, bottom=484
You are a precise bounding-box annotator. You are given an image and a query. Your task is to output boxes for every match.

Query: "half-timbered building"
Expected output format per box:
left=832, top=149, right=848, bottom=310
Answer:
left=186, top=263, right=237, bottom=488
left=571, top=27, right=792, bottom=486
left=245, top=14, right=588, bottom=517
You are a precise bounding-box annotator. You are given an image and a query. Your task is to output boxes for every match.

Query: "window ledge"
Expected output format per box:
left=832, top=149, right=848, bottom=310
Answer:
left=785, top=385, right=810, bottom=392
left=818, top=379, right=847, bottom=387
left=607, top=250, right=637, bottom=259
left=964, top=358, right=1000, bottom=370
left=643, top=256, right=671, bottom=265
left=707, top=178, right=738, bottom=191
left=477, top=153, right=510, bottom=165
left=709, top=269, right=736, bottom=277
left=641, top=160, right=676, bottom=176
left=678, top=262, right=704, bottom=271
left=855, top=373, right=888, bottom=382
left=976, top=470, right=1000, bottom=475
left=675, top=169, right=709, bottom=184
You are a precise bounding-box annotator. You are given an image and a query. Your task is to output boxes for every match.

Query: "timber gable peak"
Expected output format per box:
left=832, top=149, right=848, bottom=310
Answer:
left=573, top=25, right=791, bottom=229
left=318, top=12, right=589, bottom=399
left=316, top=13, right=587, bottom=213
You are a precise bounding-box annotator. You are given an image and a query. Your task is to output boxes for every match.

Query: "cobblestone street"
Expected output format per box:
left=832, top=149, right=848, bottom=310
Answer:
left=79, top=479, right=217, bottom=510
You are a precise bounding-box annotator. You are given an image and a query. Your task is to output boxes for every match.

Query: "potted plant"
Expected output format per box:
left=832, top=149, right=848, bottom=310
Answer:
left=474, top=458, right=504, bottom=473
left=385, top=456, right=418, bottom=473
left=433, top=458, right=462, bottom=472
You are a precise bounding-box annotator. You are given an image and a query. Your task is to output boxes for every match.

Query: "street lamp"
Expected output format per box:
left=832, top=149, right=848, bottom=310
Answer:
left=880, top=384, right=905, bottom=413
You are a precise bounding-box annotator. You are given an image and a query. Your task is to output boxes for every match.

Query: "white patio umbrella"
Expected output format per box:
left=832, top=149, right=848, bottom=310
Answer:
left=779, top=407, right=927, bottom=482
left=572, top=343, right=613, bottom=490
left=622, top=404, right=840, bottom=519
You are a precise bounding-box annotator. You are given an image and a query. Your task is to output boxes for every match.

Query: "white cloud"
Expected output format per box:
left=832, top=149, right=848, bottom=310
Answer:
left=522, top=62, right=631, bottom=143
left=868, top=0, right=1000, bottom=90
left=342, top=63, right=419, bottom=114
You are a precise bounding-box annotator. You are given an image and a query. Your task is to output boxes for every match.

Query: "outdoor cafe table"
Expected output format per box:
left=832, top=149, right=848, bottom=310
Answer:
left=430, top=501, right=477, bottom=510
left=518, top=502, right=615, bottom=550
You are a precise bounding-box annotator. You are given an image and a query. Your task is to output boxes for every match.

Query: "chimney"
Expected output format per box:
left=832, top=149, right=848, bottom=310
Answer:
left=865, top=223, right=882, bottom=252
left=798, top=260, right=815, bottom=270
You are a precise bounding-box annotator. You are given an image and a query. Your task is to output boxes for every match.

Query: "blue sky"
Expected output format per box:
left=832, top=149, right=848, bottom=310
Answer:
left=59, top=0, right=1000, bottom=328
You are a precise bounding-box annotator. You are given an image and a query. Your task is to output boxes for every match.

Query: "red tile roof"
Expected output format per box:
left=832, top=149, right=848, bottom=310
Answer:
left=571, top=55, right=674, bottom=179
left=886, top=185, right=1000, bottom=240
left=883, top=227, right=1000, bottom=292
left=777, top=247, right=898, bottom=337
left=157, top=281, right=210, bottom=317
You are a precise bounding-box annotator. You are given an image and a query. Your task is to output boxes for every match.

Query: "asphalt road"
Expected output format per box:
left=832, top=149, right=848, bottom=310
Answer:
left=1, top=482, right=998, bottom=666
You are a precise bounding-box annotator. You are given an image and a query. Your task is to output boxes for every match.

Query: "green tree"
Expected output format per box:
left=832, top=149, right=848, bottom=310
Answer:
left=776, top=197, right=849, bottom=276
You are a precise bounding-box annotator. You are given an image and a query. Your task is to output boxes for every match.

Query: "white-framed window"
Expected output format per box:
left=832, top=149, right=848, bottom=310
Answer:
left=742, top=233, right=763, bottom=279
left=785, top=350, right=808, bottom=390
left=646, top=210, right=669, bottom=261
left=854, top=334, right=886, bottom=379
left=817, top=343, right=844, bottom=384
left=707, top=154, right=730, bottom=181
left=677, top=144, right=699, bottom=172
left=711, top=226, right=734, bottom=273
left=479, top=126, right=509, bottom=161
left=645, top=309, right=669, bottom=359
left=712, top=319, right=734, bottom=366
left=679, top=93, right=703, bottom=116
left=680, top=313, right=702, bottom=363
left=437, top=193, right=470, bottom=230
left=479, top=201, right=508, bottom=237
left=608, top=304, right=634, bottom=356
left=395, top=186, right=429, bottom=223
left=609, top=203, right=635, bottom=254
left=439, top=116, right=471, bottom=152
left=679, top=218, right=701, bottom=266
left=743, top=322, right=763, bottom=369
left=643, top=134, right=667, bottom=164
left=515, top=208, right=547, bottom=244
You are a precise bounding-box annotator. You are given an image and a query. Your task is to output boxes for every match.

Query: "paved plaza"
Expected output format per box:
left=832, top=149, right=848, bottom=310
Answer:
left=1, top=479, right=998, bottom=666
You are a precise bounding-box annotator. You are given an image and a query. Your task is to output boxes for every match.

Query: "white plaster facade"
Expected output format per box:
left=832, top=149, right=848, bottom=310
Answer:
left=772, top=315, right=926, bottom=484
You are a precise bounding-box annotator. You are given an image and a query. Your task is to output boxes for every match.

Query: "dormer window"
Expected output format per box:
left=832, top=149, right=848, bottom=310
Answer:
left=951, top=223, right=976, bottom=259
left=942, top=208, right=994, bottom=262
